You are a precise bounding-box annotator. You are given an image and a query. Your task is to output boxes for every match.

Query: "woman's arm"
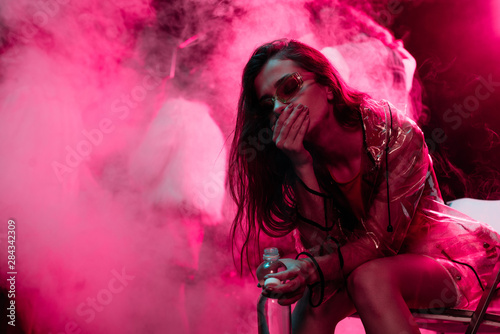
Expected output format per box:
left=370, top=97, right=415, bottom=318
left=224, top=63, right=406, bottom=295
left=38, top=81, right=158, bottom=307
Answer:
left=271, top=102, right=330, bottom=226
left=265, top=103, right=431, bottom=304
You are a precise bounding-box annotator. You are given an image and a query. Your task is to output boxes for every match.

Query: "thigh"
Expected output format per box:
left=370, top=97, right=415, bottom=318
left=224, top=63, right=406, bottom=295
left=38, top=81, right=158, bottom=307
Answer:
left=355, top=254, right=459, bottom=309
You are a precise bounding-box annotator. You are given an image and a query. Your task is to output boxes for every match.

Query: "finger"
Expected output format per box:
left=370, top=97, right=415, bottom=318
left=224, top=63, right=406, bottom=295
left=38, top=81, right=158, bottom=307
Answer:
left=285, top=107, right=309, bottom=142
left=278, top=292, right=305, bottom=306
left=272, top=103, right=295, bottom=141
left=262, top=278, right=305, bottom=301
left=263, top=284, right=303, bottom=299
left=272, top=103, right=294, bottom=138
left=264, top=269, right=298, bottom=282
left=275, top=104, right=305, bottom=143
left=297, top=112, right=310, bottom=140
left=278, top=286, right=307, bottom=305
left=266, top=285, right=307, bottom=305
left=266, top=276, right=304, bottom=295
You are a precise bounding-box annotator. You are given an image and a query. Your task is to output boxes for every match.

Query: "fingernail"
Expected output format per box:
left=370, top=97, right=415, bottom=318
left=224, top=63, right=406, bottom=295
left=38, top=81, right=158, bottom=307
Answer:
left=297, top=104, right=304, bottom=109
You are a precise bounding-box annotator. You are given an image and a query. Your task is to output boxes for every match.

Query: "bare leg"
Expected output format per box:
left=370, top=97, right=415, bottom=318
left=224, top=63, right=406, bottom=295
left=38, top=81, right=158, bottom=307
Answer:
left=293, top=286, right=356, bottom=334
left=346, top=254, right=458, bottom=334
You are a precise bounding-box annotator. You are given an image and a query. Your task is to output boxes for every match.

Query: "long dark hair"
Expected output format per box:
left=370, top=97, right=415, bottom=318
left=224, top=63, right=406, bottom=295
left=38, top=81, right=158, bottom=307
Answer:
left=228, top=39, right=367, bottom=271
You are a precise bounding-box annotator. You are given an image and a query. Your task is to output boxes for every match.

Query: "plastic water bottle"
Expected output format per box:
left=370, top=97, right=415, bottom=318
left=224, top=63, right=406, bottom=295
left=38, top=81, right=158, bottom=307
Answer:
left=256, top=247, right=291, bottom=334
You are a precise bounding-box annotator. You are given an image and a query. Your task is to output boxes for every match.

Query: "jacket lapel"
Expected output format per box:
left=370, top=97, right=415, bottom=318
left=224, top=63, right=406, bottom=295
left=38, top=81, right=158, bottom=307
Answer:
left=359, top=102, right=390, bottom=214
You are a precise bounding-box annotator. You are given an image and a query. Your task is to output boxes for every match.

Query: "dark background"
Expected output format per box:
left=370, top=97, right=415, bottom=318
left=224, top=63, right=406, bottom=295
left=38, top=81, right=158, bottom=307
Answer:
left=390, top=0, right=500, bottom=201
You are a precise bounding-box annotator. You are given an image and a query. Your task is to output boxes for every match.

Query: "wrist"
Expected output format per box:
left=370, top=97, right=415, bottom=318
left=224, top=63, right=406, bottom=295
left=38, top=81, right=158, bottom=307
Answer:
left=293, top=160, right=314, bottom=179
left=298, top=258, right=319, bottom=286
left=295, top=252, right=326, bottom=308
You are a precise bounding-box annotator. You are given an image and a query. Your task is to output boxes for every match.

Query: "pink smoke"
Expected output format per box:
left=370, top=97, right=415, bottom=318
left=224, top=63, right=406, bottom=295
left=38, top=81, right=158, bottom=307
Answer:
left=2, top=1, right=496, bottom=334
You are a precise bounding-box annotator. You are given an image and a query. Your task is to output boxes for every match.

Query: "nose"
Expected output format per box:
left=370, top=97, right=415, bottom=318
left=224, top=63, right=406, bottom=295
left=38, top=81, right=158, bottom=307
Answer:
left=273, top=99, right=288, bottom=115
left=270, top=100, right=287, bottom=126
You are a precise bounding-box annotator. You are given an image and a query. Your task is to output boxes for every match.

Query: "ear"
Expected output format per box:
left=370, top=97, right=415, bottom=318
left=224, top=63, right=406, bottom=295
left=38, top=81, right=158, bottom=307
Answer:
left=326, top=86, right=334, bottom=100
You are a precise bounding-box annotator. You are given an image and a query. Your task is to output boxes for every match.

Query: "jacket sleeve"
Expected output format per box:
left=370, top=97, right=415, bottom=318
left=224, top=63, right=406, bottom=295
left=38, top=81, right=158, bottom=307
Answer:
left=331, top=104, right=431, bottom=280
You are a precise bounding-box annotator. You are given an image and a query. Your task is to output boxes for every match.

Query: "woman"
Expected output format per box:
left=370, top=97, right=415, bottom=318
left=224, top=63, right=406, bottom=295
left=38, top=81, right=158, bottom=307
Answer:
left=228, top=39, right=500, bottom=333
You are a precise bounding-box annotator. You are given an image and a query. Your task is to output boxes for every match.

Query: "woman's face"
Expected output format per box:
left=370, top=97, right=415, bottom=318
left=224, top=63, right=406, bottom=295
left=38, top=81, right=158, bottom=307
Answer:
left=254, top=58, right=333, bottom=138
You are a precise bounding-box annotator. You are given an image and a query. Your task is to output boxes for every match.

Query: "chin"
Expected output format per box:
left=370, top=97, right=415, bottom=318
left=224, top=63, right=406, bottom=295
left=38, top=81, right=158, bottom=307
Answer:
left=303, top=124, right=318, bottom=143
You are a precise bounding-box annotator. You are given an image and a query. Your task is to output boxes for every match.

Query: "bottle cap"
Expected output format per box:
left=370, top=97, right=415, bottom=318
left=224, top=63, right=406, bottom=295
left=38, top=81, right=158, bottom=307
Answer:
left=263, top=247, right=280, bottom=260
left=264, top=277, right=281, bottom=288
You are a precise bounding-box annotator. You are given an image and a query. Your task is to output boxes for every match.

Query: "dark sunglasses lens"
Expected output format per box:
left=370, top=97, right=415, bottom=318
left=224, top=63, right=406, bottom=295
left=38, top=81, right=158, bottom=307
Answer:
left=277, top=75, right=301, bottom=102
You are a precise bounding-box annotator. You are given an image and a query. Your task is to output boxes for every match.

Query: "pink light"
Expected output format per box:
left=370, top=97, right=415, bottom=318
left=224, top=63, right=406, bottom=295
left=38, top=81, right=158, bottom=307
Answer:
left=170, top=47, right=177, bottom=79
left=493, top=0, right=500, bottom=35
left=178, top=35, right=199, bottom=49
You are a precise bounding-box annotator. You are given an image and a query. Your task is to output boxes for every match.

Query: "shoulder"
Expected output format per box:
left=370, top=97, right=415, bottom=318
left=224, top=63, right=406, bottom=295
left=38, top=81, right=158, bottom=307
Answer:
left=360, top=100, right=425, bottom=164
left=361, top=99, right=419, bottom=133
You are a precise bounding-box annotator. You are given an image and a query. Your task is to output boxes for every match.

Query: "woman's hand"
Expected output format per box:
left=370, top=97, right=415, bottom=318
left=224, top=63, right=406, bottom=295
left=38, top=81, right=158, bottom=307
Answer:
left=261, top=258, right=318, bottom=306
left=273, top=103, right=312, bottom=168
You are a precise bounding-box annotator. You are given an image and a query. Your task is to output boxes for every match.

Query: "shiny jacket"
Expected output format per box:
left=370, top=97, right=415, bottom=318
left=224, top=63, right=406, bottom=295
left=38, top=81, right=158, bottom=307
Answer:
left=294, top=100, right=500, bottom=307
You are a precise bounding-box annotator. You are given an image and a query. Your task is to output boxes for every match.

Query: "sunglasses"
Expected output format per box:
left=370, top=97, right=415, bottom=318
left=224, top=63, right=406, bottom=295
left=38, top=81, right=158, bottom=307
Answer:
left=258, top=72, right=304, bottom=114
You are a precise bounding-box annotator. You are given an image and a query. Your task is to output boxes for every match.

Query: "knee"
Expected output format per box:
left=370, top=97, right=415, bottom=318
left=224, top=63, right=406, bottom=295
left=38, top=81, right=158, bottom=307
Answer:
left=346, top=260, right=396, bottom=305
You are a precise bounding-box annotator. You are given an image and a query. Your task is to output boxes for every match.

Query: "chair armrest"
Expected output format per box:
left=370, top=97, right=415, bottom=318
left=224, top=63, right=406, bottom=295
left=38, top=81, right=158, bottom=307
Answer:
left=466, top=260, right=500, bottom=334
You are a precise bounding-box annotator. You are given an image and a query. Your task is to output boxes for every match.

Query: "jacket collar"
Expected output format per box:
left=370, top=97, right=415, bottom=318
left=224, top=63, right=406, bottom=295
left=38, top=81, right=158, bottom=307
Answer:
left=359, top=100, right=391, bottom=213
left=360, top=100, right=391, bottom=167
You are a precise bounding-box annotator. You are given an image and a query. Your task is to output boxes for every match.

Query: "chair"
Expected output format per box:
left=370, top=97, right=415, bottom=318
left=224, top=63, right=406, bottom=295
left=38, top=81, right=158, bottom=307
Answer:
left=257, top=199, right=500, bottom=333
left=410, top=198, right=500, bottom=334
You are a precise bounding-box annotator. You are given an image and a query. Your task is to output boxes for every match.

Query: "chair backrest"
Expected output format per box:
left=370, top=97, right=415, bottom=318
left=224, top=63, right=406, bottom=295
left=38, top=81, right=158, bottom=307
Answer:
left=447, top=198, right=500, bottom=232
